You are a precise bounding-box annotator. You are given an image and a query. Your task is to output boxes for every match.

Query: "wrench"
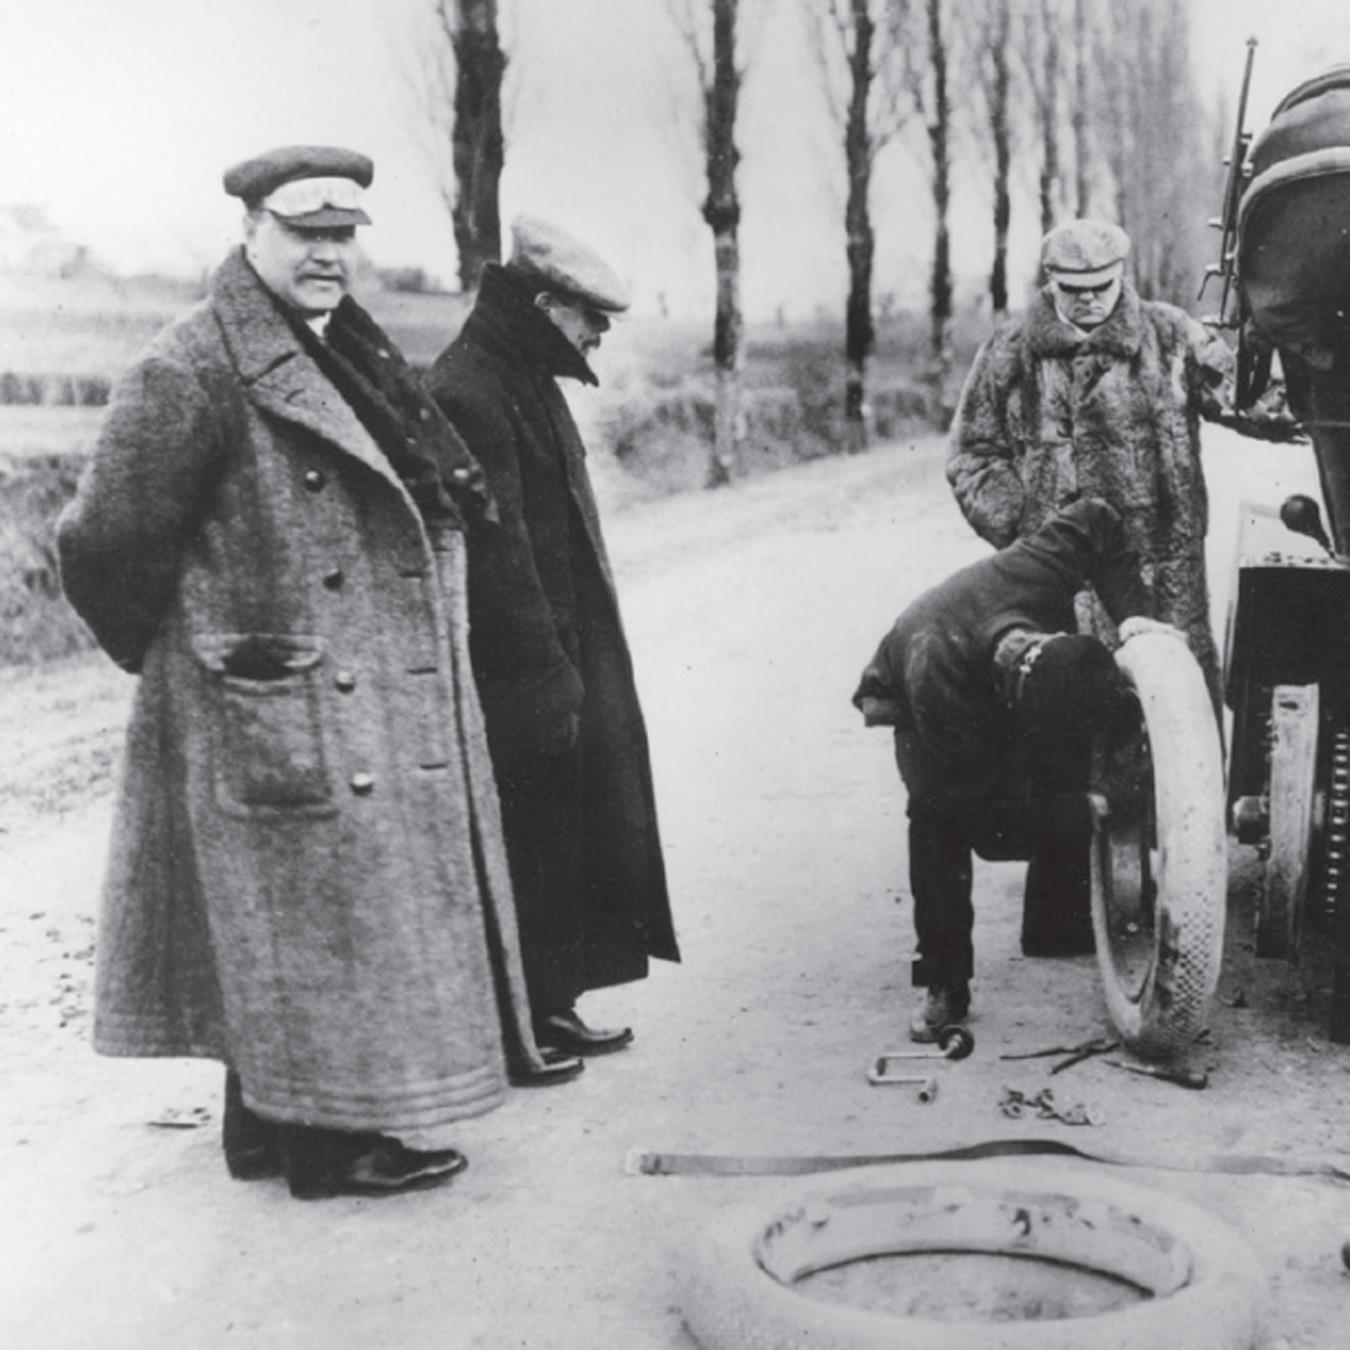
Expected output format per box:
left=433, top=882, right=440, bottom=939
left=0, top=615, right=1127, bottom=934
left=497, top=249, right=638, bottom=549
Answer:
left=865, top=1063, right=940, bottom=1101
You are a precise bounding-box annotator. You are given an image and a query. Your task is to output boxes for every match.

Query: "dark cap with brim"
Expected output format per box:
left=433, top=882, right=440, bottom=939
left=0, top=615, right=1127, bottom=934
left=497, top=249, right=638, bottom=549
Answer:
left=1014, top=633, right=1124, bottom=743
left=223, top=145, right=374, bottom=226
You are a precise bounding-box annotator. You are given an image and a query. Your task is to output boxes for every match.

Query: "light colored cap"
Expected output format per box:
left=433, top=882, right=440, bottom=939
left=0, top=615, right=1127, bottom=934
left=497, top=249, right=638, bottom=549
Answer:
left=223, top=145, right=373, bottom=226
left=1041, top=218, right=1130, bottom=285
left=507, top=215, right=630, bottom=312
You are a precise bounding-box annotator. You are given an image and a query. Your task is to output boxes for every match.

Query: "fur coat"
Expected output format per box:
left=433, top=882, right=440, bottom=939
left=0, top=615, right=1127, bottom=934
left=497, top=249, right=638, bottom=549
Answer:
left=946, top=283, right=1232, bottom=700
left=57, top=250, right=546, bottom=1137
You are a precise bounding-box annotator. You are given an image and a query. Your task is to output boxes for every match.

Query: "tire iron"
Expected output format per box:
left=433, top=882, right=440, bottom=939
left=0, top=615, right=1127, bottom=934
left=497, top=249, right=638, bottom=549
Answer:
left=1104, top=1059, right=1208, bottom=1090
left=865, top=1062, right=940, bottom=1102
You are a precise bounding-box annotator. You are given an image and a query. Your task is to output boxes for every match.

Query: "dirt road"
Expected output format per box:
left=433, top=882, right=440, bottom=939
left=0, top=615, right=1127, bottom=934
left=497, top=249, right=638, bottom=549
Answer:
left=2, top=432, right=1348, bottom=1349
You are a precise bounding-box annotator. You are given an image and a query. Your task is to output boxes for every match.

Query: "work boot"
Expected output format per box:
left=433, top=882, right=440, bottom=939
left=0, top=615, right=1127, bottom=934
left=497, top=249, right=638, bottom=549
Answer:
left=909, top=982, right=970, bottom=1043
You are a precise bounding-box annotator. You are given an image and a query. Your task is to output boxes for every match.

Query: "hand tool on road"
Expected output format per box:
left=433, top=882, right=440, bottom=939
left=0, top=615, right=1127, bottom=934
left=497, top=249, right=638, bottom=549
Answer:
left=873, top=1025, right=975, bottom=1063
left=999, top=1036, right=1119, bottom=1074
left=864, top=1062, right=940, bottom=1101
left=1105, top=1059, right=1209, bottom=1090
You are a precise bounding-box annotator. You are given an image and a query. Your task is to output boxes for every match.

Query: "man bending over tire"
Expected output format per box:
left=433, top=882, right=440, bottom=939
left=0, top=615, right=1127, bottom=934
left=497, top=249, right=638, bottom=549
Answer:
left=852, top=497, right=1180, bottom=1042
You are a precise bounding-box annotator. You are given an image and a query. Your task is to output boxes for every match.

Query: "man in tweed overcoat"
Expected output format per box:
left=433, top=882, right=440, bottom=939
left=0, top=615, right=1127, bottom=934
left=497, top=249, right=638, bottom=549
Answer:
left=57, top=146, right=560, bottom=1200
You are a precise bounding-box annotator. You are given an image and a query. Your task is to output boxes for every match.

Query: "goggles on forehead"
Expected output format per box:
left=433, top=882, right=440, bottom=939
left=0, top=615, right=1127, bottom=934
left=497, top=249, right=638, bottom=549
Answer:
left=1052, top=274, right=1120, bottom=297
left=261, top=175, right=367, bottom=218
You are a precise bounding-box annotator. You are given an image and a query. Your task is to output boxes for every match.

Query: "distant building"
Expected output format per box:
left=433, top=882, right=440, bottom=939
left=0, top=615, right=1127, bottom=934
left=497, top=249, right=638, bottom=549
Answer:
left=0, top=205, right=98, bottom=277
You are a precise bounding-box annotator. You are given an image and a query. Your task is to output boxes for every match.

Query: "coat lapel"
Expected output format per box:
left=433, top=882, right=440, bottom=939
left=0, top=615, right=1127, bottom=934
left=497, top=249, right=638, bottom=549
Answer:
left=210, top=251, right=407, bottom=496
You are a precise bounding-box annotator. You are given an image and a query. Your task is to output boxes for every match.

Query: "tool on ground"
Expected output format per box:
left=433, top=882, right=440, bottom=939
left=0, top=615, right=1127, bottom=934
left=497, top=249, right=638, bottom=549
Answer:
left=874, top=1025, right=975, bottom=1063
left=865, top=1061, right=939, bottom=1101
left=999, top=1036, right=1119, bottom=1074
left=1105, top=1059, right=1209, bottom=1090
left=999, top=1085, right=1101, bottom=1126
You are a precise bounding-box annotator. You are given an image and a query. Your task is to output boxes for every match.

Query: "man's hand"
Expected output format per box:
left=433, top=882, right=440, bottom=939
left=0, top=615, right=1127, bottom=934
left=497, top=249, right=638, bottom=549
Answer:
left=857, top=695, right=903, bottom=727
left=1118, top=615, right=1187, bottom=645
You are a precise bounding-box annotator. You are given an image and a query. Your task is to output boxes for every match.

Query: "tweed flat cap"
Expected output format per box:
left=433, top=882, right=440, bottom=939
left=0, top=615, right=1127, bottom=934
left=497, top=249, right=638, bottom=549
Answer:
left=1041, top=218, right=1130, bottom=284
left=507, top=215, right=631, bottom=312
left=223, top=145, right=373, bottom=226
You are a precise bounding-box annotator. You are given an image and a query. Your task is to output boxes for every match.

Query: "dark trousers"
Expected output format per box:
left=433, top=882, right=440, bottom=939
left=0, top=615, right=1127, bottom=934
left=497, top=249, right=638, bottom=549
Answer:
left=897, top=730, right=1093, bottom=989
left=494, top=749, right=587, bottom=1016
left=222, top=1067, right=384, bottom=1195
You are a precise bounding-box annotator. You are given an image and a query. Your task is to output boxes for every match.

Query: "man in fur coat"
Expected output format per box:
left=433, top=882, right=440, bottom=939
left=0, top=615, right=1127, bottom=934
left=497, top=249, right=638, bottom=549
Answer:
left=57, top=147, right=564, bottom=1200
left=946, top=218, right=1232, bottom=956
left=427, top=218, right=679, bottom=1064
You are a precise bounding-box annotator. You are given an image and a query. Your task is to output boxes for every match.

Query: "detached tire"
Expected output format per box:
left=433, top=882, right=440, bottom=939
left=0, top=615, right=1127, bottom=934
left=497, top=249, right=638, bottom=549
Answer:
left=1090, top=632, right=1227, bottom=1059
left=682, top=1161, right=1263, bottom=1350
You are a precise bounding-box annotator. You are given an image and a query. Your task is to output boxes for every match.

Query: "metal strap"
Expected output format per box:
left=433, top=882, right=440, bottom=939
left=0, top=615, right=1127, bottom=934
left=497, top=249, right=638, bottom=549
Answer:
left=625, top=1137, right=1350, bottom=1181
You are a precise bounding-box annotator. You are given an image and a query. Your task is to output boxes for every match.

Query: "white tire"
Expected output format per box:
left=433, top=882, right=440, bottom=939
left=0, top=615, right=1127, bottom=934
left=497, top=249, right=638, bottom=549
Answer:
left=682, top=1161, right=1263, bottom=1350
left=1090, top=632, right=1227, bottom=1058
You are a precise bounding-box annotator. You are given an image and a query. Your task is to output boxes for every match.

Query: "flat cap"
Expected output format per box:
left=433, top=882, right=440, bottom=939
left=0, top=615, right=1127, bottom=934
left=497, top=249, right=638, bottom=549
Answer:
left=223, top=145, right=373, bottom=226
left=1041, top=218, right=1130, bottom=284
left=506, top=215, right=630, bottom=312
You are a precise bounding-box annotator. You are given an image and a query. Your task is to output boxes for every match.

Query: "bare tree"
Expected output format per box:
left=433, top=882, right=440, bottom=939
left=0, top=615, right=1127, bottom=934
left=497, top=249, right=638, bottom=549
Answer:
left=1018, top=0, right=1066, bottom=238
left=411, top=1, right=508, bottom=293
left=808, top=0, right=915, bottom=450
left=898, top=0, right=956, bottom=407
left=959, top=0, right=1016, bottom=316
left=1090, top=0, right=1214, bottom=303
left=668, top=0, right=748, bottom=487
left=1070, top=0, right=1091, bottom=216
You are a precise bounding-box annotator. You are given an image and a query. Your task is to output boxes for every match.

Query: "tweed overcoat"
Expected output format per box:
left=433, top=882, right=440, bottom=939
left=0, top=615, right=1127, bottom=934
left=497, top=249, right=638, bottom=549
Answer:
left=426, top=266, right=678, bottom=1003
left=946, top=283, right=1232, bottom=702
left=57, top=250, right=545, bottom=1136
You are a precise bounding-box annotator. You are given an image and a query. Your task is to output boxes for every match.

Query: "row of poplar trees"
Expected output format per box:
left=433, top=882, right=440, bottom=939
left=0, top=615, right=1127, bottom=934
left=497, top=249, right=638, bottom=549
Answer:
left=419, top=0, right=1221, bottom=484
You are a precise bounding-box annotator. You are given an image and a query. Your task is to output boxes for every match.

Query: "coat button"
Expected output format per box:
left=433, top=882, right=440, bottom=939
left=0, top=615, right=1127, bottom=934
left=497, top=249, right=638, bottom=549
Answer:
left=334, top=670, right=357, bottom=693
left=322, top=567, right=344, bottom=591
left=304, top=469, right=325, bottom=492
left=350, top=772, right=375, bottom=795
left=450, top=466, right=471, bottom=484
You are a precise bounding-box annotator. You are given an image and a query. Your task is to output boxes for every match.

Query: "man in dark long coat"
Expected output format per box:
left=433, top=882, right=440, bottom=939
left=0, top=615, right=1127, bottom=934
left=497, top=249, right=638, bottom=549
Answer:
left=58, top=147, right=559, bottom=1200
left=427, top=217, right=679, bottom=1061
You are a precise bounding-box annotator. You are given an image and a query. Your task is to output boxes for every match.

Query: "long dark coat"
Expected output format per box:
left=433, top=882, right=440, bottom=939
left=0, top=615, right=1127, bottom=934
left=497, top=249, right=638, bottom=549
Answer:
left=426, top=266, right=678, bottom=1008
left=946, top=284, right=1232, bottom=702
left=57, top=251, right=546, bottom=1137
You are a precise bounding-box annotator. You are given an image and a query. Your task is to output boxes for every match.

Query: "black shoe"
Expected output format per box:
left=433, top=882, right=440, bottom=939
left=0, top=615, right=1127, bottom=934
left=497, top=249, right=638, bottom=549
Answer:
left=226, top=1142, right=283, bottom=1181
left=285, top=1132, right=467, bottom=1200
left=534, top=1007, right=634, bottom=1057
left=509, top=1045, right=586, bottom=1087
left=222, top=1068, right=281, bottom=1180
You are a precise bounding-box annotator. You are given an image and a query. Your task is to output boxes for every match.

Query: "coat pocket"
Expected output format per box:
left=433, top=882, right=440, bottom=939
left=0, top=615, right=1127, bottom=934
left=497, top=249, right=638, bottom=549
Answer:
left=192, top=633, right=337, bottom=818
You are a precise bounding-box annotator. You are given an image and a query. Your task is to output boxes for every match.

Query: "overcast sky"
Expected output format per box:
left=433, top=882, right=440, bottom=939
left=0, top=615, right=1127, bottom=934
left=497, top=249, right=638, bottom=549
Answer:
left=1, top=0, right=1347, bottom=318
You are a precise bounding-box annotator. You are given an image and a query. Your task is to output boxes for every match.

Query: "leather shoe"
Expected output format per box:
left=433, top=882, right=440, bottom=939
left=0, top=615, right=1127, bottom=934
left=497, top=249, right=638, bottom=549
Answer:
left=286, top=1136, right=467, bottom=1200
left=225, top=1141, right=282, bottom=1181
left=509, top=1046, right=585, bottom=1087
left=534, top=1007, right=634, bottom=1057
